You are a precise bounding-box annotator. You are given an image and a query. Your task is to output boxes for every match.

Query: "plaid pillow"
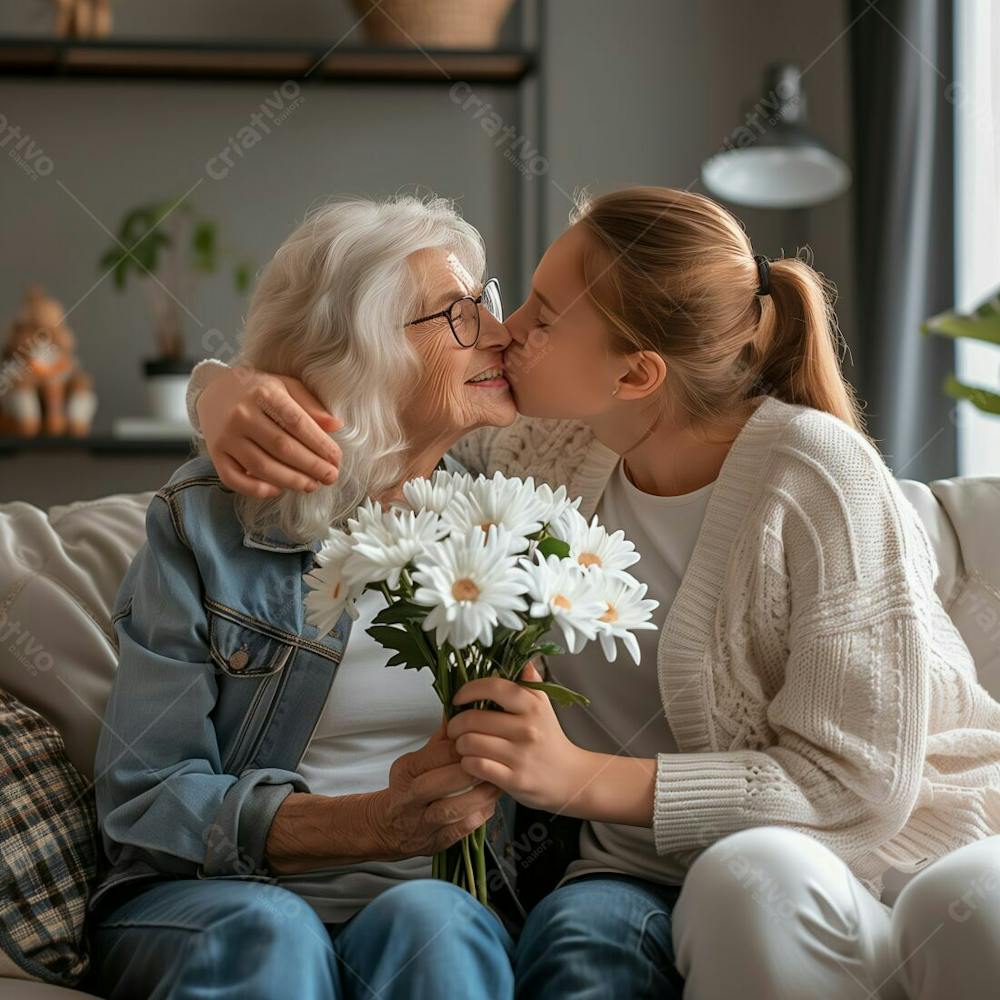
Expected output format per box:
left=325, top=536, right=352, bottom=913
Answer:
left=0, top=688, right=98, bottom=987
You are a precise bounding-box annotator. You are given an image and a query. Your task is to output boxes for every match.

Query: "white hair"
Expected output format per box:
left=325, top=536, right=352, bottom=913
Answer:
left=224, top=193, right=487, bottom=543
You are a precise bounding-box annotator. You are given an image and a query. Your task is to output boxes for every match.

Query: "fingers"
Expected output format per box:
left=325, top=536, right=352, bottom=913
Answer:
left=452, top=731, right=518, bottom=770
left=423, top=779, right=502, bottom=829
left=252, top=416, right=340, bottom=487
left=411, top=760, right=485, bottom=805
left=227, top=438, right=323, bottom=494
left=213, top=451, right=282, bottom=498
left=456, top=754, right=514, bottom=791
left=448, top=707, right=522, bottom=743
left=268, top=377, right=344, bottom=465
left=452, top=676, right=537, bottom=714
left=405, top=735, right=462, bottom=782
left=281, top=376, right=344, bottom=437
left=427, top=715, right=449, bottom=742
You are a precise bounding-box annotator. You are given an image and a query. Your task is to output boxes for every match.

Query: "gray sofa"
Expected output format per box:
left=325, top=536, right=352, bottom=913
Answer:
left=1, top=476, right=999, bottom=997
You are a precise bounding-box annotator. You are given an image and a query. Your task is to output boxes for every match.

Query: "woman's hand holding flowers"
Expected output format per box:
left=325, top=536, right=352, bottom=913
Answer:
left=447, top=661, right=591, bottom=814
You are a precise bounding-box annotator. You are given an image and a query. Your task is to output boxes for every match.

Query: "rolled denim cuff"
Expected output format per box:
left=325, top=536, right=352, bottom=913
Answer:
left=202, top=767, right=310, bottom=876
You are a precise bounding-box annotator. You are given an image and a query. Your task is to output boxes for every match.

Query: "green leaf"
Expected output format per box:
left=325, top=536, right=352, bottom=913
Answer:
left=366, top=623, right=434, bottom=671
left=922, top=291, right=1000, bottom=347
left=371, top=598, right=428, bottom=626
left=942, top=374, right=1000, bottom=415
left=516, top=679, right=591, bottom=707
left=530, top=642, right=564, bottom=657
left=234, top=260, right=253, bottom=293
left=537, top=537, right=571, bottom=559
left=192, top=220, right=217, bottom=272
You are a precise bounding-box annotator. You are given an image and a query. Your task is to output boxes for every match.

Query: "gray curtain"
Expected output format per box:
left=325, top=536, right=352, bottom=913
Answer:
left=849, top=0, right=957, bottom=481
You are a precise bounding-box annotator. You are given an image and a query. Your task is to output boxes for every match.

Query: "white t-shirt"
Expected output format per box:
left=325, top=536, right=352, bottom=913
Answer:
left=550, top=457, right=714, bottom=889
left=277, top=587, right=444, bottom=924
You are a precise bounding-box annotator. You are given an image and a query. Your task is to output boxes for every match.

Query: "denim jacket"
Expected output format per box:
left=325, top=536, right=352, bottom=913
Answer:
left=90, top=452, right=527, bottom=931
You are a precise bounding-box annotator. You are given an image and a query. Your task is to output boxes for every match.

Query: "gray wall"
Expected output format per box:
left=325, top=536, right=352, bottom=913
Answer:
left=0, top=0, right=856, bottom=500
left=538, top=0, right=856, bottom=357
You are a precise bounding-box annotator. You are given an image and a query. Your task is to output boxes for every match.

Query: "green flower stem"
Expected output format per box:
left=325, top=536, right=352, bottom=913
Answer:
left=461, top=835, right=476, bottom=897
left=475, top=826, right=488, bottom=905
left=454, top=647, right=471, bottom=687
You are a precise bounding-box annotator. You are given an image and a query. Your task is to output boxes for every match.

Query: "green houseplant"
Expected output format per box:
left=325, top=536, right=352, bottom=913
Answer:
left=922, top=287, right=1000, bottom=416
left=98, top=199, right=252, bottom=423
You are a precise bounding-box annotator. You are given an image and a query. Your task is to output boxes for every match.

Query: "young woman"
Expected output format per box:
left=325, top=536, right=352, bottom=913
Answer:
left=188, top=186, right=1000, bottom=1000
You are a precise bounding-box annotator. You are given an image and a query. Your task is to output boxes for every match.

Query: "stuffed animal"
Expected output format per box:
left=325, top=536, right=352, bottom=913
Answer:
left=0, top=285, right=97, bottom=437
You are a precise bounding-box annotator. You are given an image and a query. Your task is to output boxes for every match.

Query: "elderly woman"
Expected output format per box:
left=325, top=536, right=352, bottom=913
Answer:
left=88, top=196, right=522, bottom=1000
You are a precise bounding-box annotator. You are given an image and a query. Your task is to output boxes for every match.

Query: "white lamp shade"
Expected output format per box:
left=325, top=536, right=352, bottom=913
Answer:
left=702, top=145, right=852, bottom=209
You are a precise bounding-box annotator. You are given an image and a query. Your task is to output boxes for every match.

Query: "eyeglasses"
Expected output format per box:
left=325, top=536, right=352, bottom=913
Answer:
left=405, top=277, right=502, bottom=349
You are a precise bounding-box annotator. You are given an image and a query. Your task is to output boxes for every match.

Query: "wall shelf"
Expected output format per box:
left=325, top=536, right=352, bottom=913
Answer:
left=0, top=36, right=534, bottom=84
left=0, top=435, right=195, bottom=457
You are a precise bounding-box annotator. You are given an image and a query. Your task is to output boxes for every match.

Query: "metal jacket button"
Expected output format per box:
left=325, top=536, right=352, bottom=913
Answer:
left=229, top=649, right=249, bottom=671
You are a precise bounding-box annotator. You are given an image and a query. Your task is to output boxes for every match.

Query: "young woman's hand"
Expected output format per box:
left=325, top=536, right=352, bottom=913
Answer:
left=446, top=662, right=591, bottom=814
left=197, top=364, right=344, bottom=497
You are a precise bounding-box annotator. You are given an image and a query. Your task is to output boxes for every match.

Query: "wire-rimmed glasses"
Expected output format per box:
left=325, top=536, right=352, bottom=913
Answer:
left=405, top=277, right=502, bottom=348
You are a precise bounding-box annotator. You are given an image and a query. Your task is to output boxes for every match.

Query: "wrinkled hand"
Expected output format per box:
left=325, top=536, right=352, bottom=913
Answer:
left=369, top=717, right=503, bottom=860
left=447, top=662, right=589, bottom=813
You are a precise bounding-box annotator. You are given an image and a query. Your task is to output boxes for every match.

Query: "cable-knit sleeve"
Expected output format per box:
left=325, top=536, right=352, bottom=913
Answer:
left=652, top=414, right=933, bottom=866
left=185, top=358, right=232, bottom=438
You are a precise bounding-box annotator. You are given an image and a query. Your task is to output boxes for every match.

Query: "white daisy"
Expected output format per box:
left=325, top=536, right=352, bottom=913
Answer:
left=560, top=510, right=642, bottom=580
left=589, top=573, right=660, bottom=664
left=534, top=482, right=583, bottom=535
left=347, top=507, right=448, bottom=591
left=441, top=471, right=546, bottom=554
left=401, top=469, right=473, bottom=515
left=411, top=524, right=528, bottom=649
left=513, top=550, right=607, bottom=654
left=303, top=532, right=365, bottom=638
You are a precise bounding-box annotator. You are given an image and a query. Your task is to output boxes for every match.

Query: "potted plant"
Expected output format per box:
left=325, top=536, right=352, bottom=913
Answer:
left=923, top=287, right=1000, bottom=416
left=99, top=199, right=252, bottom=425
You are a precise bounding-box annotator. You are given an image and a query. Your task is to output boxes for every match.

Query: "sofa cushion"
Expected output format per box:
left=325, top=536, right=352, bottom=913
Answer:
left=0, top=689, right=98, bottom=989
left=898, top=477, right=1000, bottom=699
left=0, top=492, right=153, bottom=780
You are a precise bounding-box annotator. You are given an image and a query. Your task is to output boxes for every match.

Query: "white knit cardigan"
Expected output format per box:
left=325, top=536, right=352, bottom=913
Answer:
left=188, top=363, right=1000, bottom=897
left=446, top=393, right=1000, bottom=897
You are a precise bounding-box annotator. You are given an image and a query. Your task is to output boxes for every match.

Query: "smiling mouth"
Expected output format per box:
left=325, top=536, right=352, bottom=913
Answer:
left=465, top=365, right=508, bottom=387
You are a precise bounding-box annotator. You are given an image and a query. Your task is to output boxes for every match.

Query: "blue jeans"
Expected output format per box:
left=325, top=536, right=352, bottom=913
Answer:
left=85, top=877, right=515, bottom=999
left=513, top=873, right=684, bottom=999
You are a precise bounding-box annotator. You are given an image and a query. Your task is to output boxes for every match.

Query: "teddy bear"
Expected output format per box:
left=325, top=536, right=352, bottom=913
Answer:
left=0, top=285, right=97, bottom=437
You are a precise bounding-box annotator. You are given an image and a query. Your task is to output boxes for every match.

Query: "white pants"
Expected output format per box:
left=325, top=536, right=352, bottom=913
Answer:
left=672, top=827, right=1000, bottom=1000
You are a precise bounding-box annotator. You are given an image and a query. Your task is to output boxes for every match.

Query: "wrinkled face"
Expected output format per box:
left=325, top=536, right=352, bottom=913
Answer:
left=400, top=248, right=517, bottom=443
left=503, top=223, right=622, bottom=419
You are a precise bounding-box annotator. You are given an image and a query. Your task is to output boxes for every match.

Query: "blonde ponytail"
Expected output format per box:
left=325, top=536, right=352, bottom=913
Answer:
left=749, top=254, right=863, bottom=431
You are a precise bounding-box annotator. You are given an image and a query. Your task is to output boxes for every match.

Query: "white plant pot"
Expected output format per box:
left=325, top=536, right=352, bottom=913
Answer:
left=143, top=359, right=194, bottom=424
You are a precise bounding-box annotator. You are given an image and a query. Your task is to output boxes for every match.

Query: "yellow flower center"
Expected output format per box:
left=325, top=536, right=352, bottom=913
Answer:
left=553, top=593, right=572, bottom=610
left=578, top=552, right=602, bottom=568
left=478, top=520, right=498, bottom=534
left=452, top=578, right=481, bottom=602
left=599, top=602, right=618, bottom=624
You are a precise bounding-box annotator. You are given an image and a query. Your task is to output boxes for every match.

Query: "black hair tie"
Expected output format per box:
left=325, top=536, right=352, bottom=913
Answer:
left=753, top=254, right=771, bottom=297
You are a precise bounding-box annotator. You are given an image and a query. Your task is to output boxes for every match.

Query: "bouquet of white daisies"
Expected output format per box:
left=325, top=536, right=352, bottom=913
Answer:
left=302, top=468, right=658, bottom=907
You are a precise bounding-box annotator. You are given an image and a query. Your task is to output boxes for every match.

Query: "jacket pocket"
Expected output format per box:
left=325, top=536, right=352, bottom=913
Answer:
left=208, top=610, right=296, bottom=678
